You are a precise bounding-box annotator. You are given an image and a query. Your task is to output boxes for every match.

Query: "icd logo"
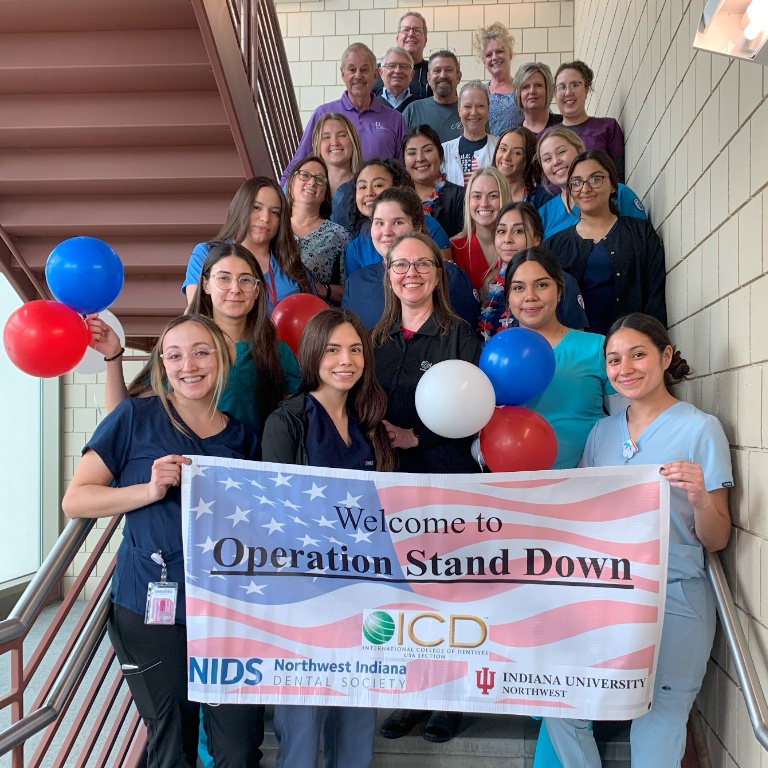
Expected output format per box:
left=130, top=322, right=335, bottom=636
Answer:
left=362, top=611, right=396, bottom=644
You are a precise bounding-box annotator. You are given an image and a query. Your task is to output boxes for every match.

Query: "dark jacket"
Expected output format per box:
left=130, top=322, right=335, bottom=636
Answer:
left=374, top=314, right=481, bottom=474
left=262, top=393, right=309, bottom=466
left=377, top=93, right=420, bottom=113
left=430, top=181, right=465, bottom=239
left=544, top=216, right=667, bottom=328
left=373, top=60, right=431, bottom=100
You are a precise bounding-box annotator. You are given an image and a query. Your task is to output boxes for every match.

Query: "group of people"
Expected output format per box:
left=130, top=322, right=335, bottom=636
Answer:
left=60, top=13, right=732, bottom=768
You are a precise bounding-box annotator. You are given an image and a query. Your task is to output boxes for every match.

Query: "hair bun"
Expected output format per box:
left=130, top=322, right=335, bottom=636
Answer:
left=666, top=349, right=691, bottom=385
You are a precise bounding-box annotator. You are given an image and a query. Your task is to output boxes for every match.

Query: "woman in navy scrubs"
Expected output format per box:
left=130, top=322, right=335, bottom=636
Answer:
left=262, top=307, right=395, bottom=768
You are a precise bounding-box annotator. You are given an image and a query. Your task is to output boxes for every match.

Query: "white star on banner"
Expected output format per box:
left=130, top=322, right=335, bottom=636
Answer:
left=240, top=581, right=267, bottom=595
left=189, top=463, right=207, bottom=477
left=218, top=477, right=242, bottom=490
left=289, top=515, right=309, bottom=527
left=205, top=570, right=226, bottom=581
left=257, top=495, right=276, bottom=507
left=196, top=536, right=216, bottom=553
left=283, top=499, right=302, bottom=512
left=314, top=515, right=336, bottom=529
left=270, top=472, right=293, bottom=487
left=336, top=492, right=362, bottom=508
left=249, top=479, right=266, bottom=490
left=191, top=498, right=215, bottom=519
left=302, top=482, right=327, bottom=500
left=262, top=518, right=286, bottom=535
left=349, top=529, right=372, bottom=543
left=326, top=536, right=343, bottom=545
left=226, top=506, right=251, bottom=526
left=297, top=534, right=320, bottom=547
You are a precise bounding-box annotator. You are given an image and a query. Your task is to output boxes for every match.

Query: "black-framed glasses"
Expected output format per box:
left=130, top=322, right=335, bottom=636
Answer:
left=295, top=169, right=328, bottom=186
left=567, top=175, right=607, bottom=192
left=398, top=25, right=425, bottom=36
left=389, top=258, right=436, bottom=274
left=210, top=273, right=260, bottom=291
left=160, top=349, right=218, bottom=369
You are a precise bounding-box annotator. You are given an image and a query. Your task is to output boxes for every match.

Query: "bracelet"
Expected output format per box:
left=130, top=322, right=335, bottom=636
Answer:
left=322, top=283, right=332, bottom=301
left=104, top=347, right=125, bottom=362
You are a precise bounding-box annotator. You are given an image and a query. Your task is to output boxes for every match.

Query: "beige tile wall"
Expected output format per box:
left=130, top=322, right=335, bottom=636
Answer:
left=573, top=0, right=767, bottom=765
left=275, top=0, right=574, bottom=126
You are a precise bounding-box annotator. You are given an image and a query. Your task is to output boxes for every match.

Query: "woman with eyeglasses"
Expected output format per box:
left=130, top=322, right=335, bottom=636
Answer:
left=536, top=127, right=647, bottom=239
left=474, top=22, right=524, bottom=136
left=555, top=61, right=626, bottom=183
left=403, top=125, right=465, bottom=238
left=344, top=157, right=452, bottom=278
left=513, top=62, right=562, bottom=137
left=373, top=231, right=481, bottom=745
left=492, top=126, right=553, bottom=208
left=287, top=155, right=351, bottom=305
left=64, top=314, right=264, bottom=768
left=262, top=308, right=395, bottom=768
left=544, top=150, right=666, bottom=334
left=343, top=187, right=478, bottom=330
left=89, top=243, right=301, bottom=439
left=183, top=177, right=314, bottom=312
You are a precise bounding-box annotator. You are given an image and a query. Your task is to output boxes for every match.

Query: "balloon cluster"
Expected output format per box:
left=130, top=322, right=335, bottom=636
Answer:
left=3, top=237, right=124, bottom=378
left=414, top=327, right=558, bottom=472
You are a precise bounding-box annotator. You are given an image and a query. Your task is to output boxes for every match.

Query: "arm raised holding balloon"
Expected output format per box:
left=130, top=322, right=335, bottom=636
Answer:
left=85, top=314, right=130, bottom=413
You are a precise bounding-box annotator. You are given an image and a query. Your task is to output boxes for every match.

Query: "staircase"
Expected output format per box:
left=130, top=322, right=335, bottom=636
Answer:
left=0, top=0, right=299, bottom=348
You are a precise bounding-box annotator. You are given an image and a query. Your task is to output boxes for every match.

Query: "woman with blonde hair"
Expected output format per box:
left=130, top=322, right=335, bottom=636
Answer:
left=474, top=22, right=524, bottom=135
left=450, top=166, right=510, bottom=291
left=311, top=112, right=363, bottom=196
left=513, top=61, right=562, bottom=137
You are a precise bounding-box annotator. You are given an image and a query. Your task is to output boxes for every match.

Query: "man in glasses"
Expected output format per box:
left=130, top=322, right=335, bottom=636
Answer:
left=280, top=43, right=406, bottom=185
left=372, top=13, right=432, bottom=101
left=403, top=50, right=463, bottom=143
left=377, top=47, right=419, bottom=113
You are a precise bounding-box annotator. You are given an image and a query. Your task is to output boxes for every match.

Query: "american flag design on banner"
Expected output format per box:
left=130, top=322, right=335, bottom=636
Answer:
left=181, top=458, right=669, bottom=720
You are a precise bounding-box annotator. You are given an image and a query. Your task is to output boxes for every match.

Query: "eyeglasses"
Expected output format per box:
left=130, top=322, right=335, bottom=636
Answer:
left=295, top=169, right=328, bottom=186
left=555, top=81, right=584, bottom=94
left=210, top=273, right=260, bottom=291
left=160, top=349, right=218, bottom=369
left=382, top=62, right=413, bottom=71
left=567, top=174, right=607, bottom=192
left=398, top=25, right=425, bottom=36
left=389, top=258, right=436, bottom=274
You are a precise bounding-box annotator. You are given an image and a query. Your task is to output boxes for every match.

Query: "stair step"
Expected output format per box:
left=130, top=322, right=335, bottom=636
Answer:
left=0, top=92, right=231, bottom=148
left=0, top=146, right=243, bottom=195
left=0, top=29, right=216, bottom=94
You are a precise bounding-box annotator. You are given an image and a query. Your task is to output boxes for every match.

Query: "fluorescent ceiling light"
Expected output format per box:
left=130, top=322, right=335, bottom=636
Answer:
left=694, top=0, right=768, bottom=63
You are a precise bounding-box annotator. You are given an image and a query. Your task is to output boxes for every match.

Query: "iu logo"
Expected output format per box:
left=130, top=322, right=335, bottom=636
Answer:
left=476, top=667, right=495, bottom=695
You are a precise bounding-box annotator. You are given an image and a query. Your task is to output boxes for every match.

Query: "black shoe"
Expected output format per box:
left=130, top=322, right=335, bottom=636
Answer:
left=379, top=709, right=428, bottom=739
left=422, top=711, right=462, bottom=743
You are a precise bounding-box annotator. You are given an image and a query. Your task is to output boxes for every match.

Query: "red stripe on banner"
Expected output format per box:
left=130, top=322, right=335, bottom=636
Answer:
left=590, top=644, right=656, bottom=675
left=480, top=478, right=569, bottom=489
left=252, top=686, right=347, bottom=697
left=491, top=601, right=659, bottom=646
left=379, top=602, right=437, bottom=611
left=495, top=698, right=576, bottom=709
left=186, top=597, right=361, bottom=646
left=377, top=482, right=660, bottom=523
left=403, top=659, right=468, bottom=691
left=187, top=637, right=306, bottom=659
left=489, top=652, right=516, bottom=662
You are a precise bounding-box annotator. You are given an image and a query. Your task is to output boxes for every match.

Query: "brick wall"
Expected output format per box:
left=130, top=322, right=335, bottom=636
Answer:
left=275, top=0, right=574, bottom=126
left=573, top=0, right=768, bottom=765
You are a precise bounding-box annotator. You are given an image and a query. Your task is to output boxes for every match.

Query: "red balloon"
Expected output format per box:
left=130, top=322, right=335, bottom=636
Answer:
left=3, top=300, right=90, bottom=378
left=271, top=293, right=329, bottom=356
left=479, top=406, right=558, bottom=472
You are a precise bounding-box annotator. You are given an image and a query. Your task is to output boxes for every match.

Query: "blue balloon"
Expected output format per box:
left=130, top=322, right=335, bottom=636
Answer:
left=45, top=237, right=124, bottom=315
left=479, top=327, right=556, bottom=405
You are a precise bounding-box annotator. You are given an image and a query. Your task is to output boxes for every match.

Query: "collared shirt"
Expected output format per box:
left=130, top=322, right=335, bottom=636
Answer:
left=373, top=59, right=431, bottom=100
left=280, top=92, right=406, bottom=185
left=381, top=86, right=412, bottom=110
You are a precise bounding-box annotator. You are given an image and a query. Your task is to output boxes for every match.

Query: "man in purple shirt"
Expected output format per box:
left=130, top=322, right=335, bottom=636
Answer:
left=280, top=43, right=406, bottom=185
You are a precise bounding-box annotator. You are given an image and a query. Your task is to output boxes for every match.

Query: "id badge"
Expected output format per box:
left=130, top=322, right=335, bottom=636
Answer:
left=144, top=581, right=178, bottom=625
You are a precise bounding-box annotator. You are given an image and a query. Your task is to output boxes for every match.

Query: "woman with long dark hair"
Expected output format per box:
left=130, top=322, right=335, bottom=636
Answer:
left=262, top=308, right=394, bottom=768
left=492, top=126, right=552, bottom=208
left=183, top=177, right=313, bottom=310
left=63, top=314, right=264, bottom=768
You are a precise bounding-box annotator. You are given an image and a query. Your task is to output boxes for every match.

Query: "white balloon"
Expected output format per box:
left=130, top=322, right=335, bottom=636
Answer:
left=415, top=360, right=496, bottom=439
left=75, top=310, right=126, bottom=375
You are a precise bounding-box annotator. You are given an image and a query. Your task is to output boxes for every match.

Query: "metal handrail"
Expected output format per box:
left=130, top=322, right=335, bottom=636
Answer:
left=707, top=551, right=768, bottom=750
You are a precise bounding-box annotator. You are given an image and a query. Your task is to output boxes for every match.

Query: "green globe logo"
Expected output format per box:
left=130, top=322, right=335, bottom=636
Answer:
left=362, top=611, right=396, bottom=644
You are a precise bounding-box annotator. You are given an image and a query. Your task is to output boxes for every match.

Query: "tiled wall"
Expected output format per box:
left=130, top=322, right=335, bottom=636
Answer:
left=573, top=0, right=768, bottom=765
left=275, top=0, right=574, bottom=125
